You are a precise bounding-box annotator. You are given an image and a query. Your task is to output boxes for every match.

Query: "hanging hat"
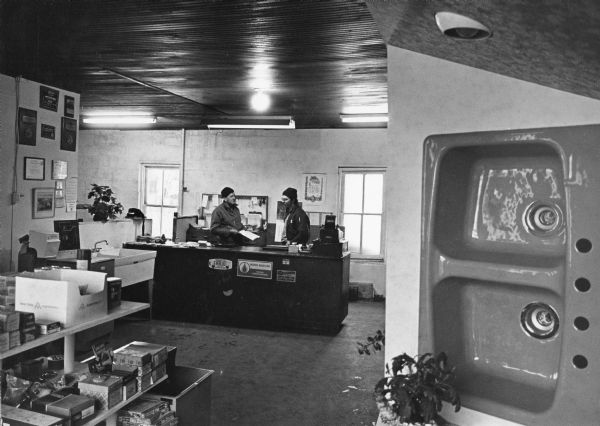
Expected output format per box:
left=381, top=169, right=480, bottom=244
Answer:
left=282, top=187, right=297, bottom=200
left=221, top=187, right=235, bottom=198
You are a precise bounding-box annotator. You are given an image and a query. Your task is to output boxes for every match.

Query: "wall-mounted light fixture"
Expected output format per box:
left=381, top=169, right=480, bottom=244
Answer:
left=340, top=113, right=388, bottom=123
left=435, top=11, right=492, bottom=40
left=207, top=116, right=295, bottom=130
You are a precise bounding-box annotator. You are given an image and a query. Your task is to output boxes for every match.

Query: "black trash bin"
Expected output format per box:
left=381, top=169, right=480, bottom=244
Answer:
left=146, top=366, right=214, bottom=426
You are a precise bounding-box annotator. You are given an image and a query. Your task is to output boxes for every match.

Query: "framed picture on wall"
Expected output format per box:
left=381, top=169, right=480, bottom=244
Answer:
left=302, top=173, right=326, bottom=205
left=24, top=157, right=45, bottom=180
left=32, top=188, right=55, bottom=219
left=60, top=117, right=78, bottom=152
left=51, top=160, right=68, bottom=180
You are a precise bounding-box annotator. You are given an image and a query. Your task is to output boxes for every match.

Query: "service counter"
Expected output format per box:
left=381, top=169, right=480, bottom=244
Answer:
left=123, top=242, right=350, bottom=334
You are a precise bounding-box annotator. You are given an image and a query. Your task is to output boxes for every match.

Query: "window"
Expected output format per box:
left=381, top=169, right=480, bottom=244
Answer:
left=141, top=165, right=180, bottom=237
left=339, top=167, right=385, bottom=258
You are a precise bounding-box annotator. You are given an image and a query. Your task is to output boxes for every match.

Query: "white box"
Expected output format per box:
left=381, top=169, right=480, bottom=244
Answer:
left=15, top=269, right=107, bottom=327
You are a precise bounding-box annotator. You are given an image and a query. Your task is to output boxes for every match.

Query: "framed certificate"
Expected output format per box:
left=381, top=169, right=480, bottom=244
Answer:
left=52, top=160, right=68, bottom=180
left=24, top=157, right=45, bottom=181
left=32, top=188, right=55, bottom=219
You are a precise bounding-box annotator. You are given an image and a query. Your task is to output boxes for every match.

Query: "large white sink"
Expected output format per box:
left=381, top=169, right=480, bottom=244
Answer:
left=94, top=248, right=156, bottom=287
left=95, top=248, right=156, bottom=267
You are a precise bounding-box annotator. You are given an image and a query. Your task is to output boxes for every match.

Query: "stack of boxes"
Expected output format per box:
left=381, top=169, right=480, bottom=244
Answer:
left=78, top=373, right=124, bottom=411
left=117, top=397, right=176, bottom=426
left=20, top=311, right=37, bottom=344
left=113, top=342, right=168, bottom=393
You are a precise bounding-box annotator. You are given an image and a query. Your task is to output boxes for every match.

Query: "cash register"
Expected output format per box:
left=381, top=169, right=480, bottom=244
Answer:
left=311, top=215, right=348, bottom=257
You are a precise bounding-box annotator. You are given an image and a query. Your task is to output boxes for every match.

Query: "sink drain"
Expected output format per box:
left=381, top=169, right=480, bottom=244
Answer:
left=521, top=302, right=559, bottom=339
left=523, top=202, right=562, bottom=235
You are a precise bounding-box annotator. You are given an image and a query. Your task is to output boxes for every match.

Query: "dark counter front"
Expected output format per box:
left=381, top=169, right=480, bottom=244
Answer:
left=124, top=243, right=350, bottom=334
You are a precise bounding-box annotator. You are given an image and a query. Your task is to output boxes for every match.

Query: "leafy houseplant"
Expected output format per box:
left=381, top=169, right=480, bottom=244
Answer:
left=358, top=331, right=461, bottom=426
left=87, top=184, right=124, bottom=222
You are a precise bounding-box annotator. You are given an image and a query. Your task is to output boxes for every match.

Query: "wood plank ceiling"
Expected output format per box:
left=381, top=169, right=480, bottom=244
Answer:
left=0, top=0, right=388, bottom=130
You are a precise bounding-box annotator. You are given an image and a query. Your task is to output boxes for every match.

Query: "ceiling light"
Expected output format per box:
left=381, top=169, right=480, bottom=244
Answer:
left=250, top=91, right=271, bottom=112
left=435, top=12, right=492, bottom=40
left=207, top=116, right=294, bottom=130
left=82, top=116, right=157, bottom=124
left=340, top=113, right=388, bottom=123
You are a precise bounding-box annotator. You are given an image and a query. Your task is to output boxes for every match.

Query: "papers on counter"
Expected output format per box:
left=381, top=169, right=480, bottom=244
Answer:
left=239, top=230, right=260, bottom=241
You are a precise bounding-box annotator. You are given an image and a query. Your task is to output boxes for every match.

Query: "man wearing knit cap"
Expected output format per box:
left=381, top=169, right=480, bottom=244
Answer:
left=210, top=186, right=244, bottom=245
left=281, top=187, right=310, bottom=245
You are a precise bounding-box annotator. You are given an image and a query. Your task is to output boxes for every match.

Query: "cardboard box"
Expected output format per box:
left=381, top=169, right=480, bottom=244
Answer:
left=117, top=397, right=165, bottom=421
left=0, top=309, right=20, bottom=331
left=1, top=404, right=64, bottom=426
left=46, top=393, right=95, bottom=426
left=78, top=373, right=123, bottom=410
left=15, top=269, right=107, bottom=327
left=113, top=346, right=152, bottom=368
left=151, top=362, right=167, bottom=384
left=126, top=341, right=168, bottom=368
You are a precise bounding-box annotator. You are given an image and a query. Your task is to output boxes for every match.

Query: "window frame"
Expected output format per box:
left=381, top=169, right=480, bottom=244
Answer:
left=139, top=163, right=182, bottom=237
left=338, top=166, right=386, bottom=260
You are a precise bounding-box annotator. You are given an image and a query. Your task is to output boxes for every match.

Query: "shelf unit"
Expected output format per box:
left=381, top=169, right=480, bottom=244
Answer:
left=0, top=301, right=154, bottom=426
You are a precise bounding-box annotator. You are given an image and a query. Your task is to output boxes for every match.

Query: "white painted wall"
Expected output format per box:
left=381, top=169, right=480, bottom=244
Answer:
left=385, top=46, right=600, bottom=425
left=78, top=128, right=389, bottom=294
left=0, top=74, right=79, bottom=272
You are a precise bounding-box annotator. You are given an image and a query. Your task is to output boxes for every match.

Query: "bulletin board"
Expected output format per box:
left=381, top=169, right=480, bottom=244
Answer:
left=200, top=193, right=268, bottom=226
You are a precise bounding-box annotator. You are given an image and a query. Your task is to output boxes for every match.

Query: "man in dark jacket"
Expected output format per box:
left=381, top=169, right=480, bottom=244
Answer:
left=281, top=187, right=310, bottom=245
left=210, top=187, right=244, bottom=245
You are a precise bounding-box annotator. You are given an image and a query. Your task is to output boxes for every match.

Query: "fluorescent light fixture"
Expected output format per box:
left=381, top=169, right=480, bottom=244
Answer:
left=207, top=116, right=295, bottom=130
left=340, top=113, right=388, bottom=123
left=82, top=115, right=157, bottom=125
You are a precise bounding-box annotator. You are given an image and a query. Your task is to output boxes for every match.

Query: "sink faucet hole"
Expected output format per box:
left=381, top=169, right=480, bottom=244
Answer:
left=573, top=355, right=588, bottom=369
left=574, top=317, right=590, bottom=331
left=575, top=238, right=592, bottom=253
left=574, top=278, right=591, bottom=292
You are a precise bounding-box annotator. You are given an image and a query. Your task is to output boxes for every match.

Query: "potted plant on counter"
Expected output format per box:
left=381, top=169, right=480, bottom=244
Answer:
left=358, top=331, right=461, bottom=426
left=87, top=183, right=124, bottom=222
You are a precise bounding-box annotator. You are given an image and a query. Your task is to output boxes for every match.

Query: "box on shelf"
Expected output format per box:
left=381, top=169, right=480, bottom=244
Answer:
left=117, top=397, right=167, bottom=423
left=125, top=341, right=168, bottom=368
left=15, top=269, right=108, bottom=327
left=146, top=366, right=213, bottom=426
left=110, top=368, right=138, bottom=400
left=1, top=404, right=64, bottom=426
left=0, top=309, right=20, bottom=331
left=107, top=276, right=122, bottom=310
left=46, top=393, right=95, bottom=425
left=77, top=373, right=123, bottom=410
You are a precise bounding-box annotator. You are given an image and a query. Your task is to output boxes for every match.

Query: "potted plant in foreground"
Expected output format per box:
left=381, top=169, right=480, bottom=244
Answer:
left=87, top=183, right=124, bottom=222
left=358, top=331, right=461, bottom=426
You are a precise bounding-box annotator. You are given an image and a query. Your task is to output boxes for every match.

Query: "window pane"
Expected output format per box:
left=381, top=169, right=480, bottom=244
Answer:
left=343, top=174, right=364, bottom=213
left=364, top=173, right=383, bottom=214
left=145, top=206, right=162, bottom=235
left=343, top=214, right=362, bottom=253
left=160, top=207, right=177, bottom=237
left=362, top=215, right=382, bottom=255
left=145, top=168, right=163, bottom=205
left=163, top=168, right=180, bottom=206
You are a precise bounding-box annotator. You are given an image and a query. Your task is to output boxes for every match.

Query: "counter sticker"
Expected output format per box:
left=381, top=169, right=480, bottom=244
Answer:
left=208, top=258, right=233, bottom=270
left=276, top=270, right=296, bottom=283
left=237, top=259, right=273, bottom=280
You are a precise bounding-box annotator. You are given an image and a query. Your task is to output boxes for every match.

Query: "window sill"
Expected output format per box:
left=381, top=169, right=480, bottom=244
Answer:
left=349, top=255, right=385, bottom=263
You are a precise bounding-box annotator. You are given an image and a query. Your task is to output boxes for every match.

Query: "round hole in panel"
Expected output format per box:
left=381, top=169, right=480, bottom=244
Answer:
left=573, top=355, right=588, bottom=369
left=574, top=278, right=591, bottom=292
left=520, top=302, right=560, bottom=339
left=574, top=317, right=590, bottom=331
left=575, top=238, right=592, bottom=253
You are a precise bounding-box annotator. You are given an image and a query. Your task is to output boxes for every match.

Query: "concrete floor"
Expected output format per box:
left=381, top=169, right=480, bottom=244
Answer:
left=110, top=300, right=385, bottom=426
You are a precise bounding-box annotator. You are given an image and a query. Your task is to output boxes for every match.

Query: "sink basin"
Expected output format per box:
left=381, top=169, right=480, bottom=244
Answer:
left=95, top=248, right=156, bottom=267
left=420, top=125, right=600, bottom=425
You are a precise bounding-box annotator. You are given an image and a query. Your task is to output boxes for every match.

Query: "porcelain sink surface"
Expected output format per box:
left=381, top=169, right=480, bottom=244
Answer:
left=419, top=125, right=600, bottom=425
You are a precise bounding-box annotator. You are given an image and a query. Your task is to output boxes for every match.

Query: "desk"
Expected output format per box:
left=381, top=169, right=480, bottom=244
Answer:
left=124, top=243, right=350, bottom=334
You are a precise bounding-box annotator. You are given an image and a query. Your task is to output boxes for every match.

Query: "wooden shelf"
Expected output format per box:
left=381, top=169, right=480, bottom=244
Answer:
left=0, top=301, right=150, bottom=361
left=83, top=374, right=168, bottom=426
